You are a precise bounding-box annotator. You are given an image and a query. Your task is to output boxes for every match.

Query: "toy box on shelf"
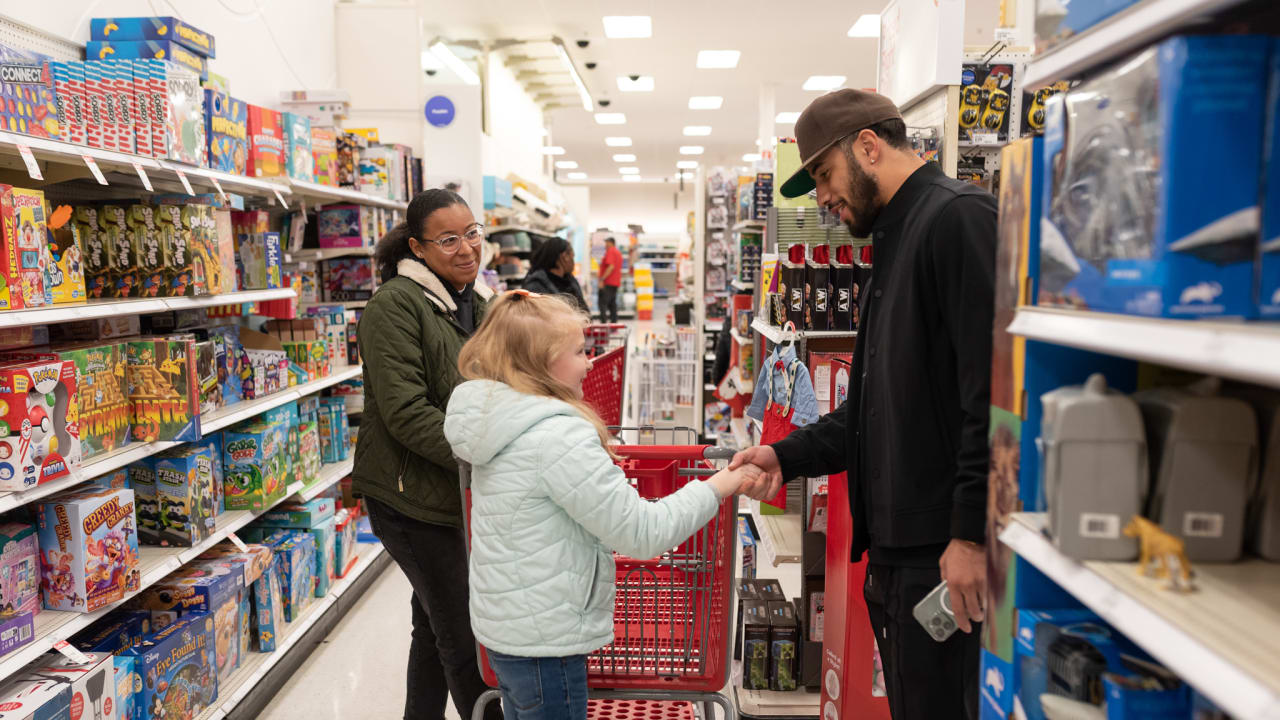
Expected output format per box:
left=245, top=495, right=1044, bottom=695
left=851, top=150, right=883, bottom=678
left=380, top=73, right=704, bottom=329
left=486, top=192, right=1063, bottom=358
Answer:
left=90, top=16, right=217, bottom=57
left=126, top=336, right=200, bottom=443
left=205, top=89, right=248, bottom=175
left=0, top=359, right=81, bottom=492
left=0, top=523, right=38, bottom=656
left=231, top=211, right=283, bottom=290
left=336, top=130, right=367, bottom=188
left=156, top=204, right=205, bottom=297
left=45, top=205, right=88, bottom=305
left=255, top=498, right=336, bottom=596
left=333, top=507, right=360, bottom=577
left=0, top=43, right=61, bottom=141
left=317, top=397, right=349, bottom=464
left=57, top=342, right=130, bottom=460
left=35, top=487, right=140, bottom=612
left=247, top=105, right=285, bottom=178
left=222, top=421, right=286, bottom=512
left=126, top=204, right=165, bottom=298
left=20, top=651, right=119, bottom=720
left=0, top=185, right=52, bottom=310
left=140, top=569, right=244, bottom=683
left=87, top=38, right=208, bottom=81
left=321, top=257, right=374, bottom=301
left=122, top=614, right=218, bottom=719
left=284, top=112, right=314, bottom=182
left=317, top=205, right=375, bottom=249
left=133, top=442, right=218, bottom=547
left=50, top=61, right=86, bottom=145
left=312, top=126, right=339, bottom=186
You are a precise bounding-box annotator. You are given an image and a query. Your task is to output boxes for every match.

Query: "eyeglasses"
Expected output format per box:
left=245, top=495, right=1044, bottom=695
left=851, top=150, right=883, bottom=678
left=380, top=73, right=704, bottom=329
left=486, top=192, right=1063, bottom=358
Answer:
left=424, top=225, right=485, bottom=255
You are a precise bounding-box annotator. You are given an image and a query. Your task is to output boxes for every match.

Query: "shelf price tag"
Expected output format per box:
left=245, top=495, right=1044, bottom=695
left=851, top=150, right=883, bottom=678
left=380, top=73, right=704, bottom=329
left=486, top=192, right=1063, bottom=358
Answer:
left=227, top=532, right=249, bottom=552
left=175, top=169, right=195, bottom=196
left=52, top=640, right=91, bottom=665
left=16, top=144, right=42, bottom=180
left=272, top=187, right=288, bottom=208
left=211, top=176, right=228, bottom=203
left=132, top=162, right=154, bottom=192
left=82, top=155, right=108, bottom=185
left=971, top=133, right=999, bottom=146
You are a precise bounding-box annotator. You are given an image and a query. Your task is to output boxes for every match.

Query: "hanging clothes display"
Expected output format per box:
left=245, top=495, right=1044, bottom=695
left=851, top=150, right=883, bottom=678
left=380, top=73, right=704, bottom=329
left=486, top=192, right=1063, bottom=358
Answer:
left=747, top=343, right=820, bottom=509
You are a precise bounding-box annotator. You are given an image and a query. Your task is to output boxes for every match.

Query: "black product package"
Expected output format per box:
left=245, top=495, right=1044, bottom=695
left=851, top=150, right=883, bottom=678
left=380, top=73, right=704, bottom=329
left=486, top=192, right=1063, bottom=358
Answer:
left=736, top=580, right=762, bottom=661
left=756, top=578, right=786, bottom=603
left=742, top=601, right=772, bottom=690
left=831, top=262, right=855, bottom=331
left=768, top=600, right=800, bottom=692
left=780, top=262, right=805, bottom=330
left=807, top=247, right=831, bottom=331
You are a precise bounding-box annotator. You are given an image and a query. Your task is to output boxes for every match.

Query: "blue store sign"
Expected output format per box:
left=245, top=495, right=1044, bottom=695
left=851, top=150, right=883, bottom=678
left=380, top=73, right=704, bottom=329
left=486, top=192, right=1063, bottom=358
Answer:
left=425, top=95, right=456, bottom=127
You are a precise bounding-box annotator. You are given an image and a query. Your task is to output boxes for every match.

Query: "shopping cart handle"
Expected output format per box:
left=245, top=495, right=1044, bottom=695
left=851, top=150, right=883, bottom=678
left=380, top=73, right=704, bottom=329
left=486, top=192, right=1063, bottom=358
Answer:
left=703, top=447, right=738, bottom=461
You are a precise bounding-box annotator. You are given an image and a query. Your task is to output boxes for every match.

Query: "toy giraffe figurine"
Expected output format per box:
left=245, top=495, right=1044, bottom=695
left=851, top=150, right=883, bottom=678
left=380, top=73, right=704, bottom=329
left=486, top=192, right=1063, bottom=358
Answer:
left=1122, top=516, right=1196, bottom=593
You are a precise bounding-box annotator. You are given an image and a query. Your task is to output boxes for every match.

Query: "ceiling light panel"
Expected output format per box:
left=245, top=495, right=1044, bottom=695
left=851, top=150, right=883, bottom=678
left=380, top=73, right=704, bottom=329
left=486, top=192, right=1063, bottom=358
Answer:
left=688, top=96, right=723, bottom=110
left=683, top=126, right=712, bottom=136
left=696, top=50, right=740, bottom=69
left=848, top=14, right=880, bottom=37
left=612, top=154, right=636, bottom=162
left=775, top=112, right=800, bottom=123
left=803, top=75, right=847, bottom=91
left=594, top=113, right=627, bottom=125
left=676, top=160, right=699, bottom=169
left=602, top=16, right=652, bottom=39
left=742, top=153, right=761, bottom=162
left=622, top=175, right=642, bottom=182
left=619, top=167, right=640, bottom=174
left=605, top=137, right=633, bottom=147
left=567, top=172, right=588, bottom=179
left=541, top=146, right=566, bottom=155
left=555, top=160, right=578, bottom=169
left=679, top=146, right=704, bottom=155
left=617, top=76, right=654, bottom=92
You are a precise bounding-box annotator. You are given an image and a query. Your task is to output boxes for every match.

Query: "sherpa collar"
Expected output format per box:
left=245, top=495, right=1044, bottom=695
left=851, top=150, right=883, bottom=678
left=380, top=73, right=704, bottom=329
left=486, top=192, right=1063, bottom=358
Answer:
left=397, top=257, right=494, bottom=313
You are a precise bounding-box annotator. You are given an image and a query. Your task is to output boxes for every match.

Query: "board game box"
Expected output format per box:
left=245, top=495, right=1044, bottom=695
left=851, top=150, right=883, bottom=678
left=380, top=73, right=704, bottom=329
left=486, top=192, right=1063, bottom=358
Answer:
left=127, top=204, right=165, bottom=298
left=205, top=90, right=247, bottom=175
left=98, top=204, right=139, bottom=298
left=0, top=185, right=51, bottom=310
left=126, top=336, right=201, bottom=443
left=311, top=126, right=338, bottom=186
left=49, top=61, right=87, bottom=145
left=247, top=105, right=285, bottom=178
left=159, top=63, right=206, bottom=166
left=0, top=359, right=81, bottom=492
left=91, top=16, right=217, bottom=58
left=122, top=615, right=218, bottom=719
left=44, top=204, right=87, bottom=304
left=86, top=40, right=208, bottom=80
left=57, top=342, right=130, bottom=459
left=284, top=112, right=314, bottom=182
left=0, top=42, right=61, bottom=140
left=35, top=487, right=140, bottom=612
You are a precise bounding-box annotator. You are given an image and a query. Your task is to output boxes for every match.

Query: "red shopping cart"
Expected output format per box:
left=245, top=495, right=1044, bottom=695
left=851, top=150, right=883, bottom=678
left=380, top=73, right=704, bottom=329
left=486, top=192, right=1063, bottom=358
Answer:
left=460, top=428, right=738, bottom=720
left=583, top=325, right=629, bottom=427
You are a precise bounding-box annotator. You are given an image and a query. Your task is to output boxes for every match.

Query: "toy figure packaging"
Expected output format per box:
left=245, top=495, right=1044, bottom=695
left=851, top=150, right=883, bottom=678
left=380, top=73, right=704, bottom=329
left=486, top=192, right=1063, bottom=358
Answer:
left=139, top=570, right=243, bottom=683
left=0, top=523, right=40, bottom=619
left=317, top=205, right=371, bottom=249
left=0, top=186, right=52, bottom=310
left=311, top=126, right=338, bottom=186
left=159, top=62, right=206, bottom=166
left=0, top=360, right=81, bottom=491
left=96, top=205, right=139, bottom=299
left=1039, top=35, right=1269, bottom=319
left=204, top=90, right=247, bottom=175
left=0, top=43, right=61, bottom=140
left=90, top=17, right=217, bottom=58
left=0, top=674, right=70, bottom=720
left=321, top=257, right=374, bottom=301
left=222, top=422, right=285, bottom=511
left=43, top=205, right=87, bottom=305
left=122, top=615, right=218, bottom=720
left=247, top=105, right=285, bottom=178
left=35, top=487, right=139, bottom=612
left=56, top=342, right=129, bottom=460
left=767, top=600, right=799, bottom=692
left=283, top=112, right=314, bottom=182
left=49, top=62, right=87, bottom=146
left=155, top=203, right=204, bottom=297
left=22, top=652, right=118, bottom=720
left=126, top=337, right=200, bottom=443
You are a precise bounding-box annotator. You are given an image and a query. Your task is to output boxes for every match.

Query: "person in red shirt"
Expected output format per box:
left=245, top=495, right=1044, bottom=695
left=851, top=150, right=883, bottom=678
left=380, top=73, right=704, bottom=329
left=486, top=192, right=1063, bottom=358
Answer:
left=597, top=237, right=623, bottom=323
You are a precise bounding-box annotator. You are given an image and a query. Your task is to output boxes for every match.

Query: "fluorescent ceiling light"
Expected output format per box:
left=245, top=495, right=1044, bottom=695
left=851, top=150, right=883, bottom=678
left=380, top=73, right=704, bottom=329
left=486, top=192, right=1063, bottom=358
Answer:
left=622, top=175, right=642, bottom=182
left=696, top=50, right=740, bottom=69
left=567, top=172, right=588, bottom=180
left=430, top=42, right=479, bottom=85
left=683, top=126, right=712, bottom=136
left=742, top=153, right=761, bottom=162
left=688, top=95, right=724, bottom=110
left=541, top=146, right=566, bottom=155
left=536, top=127, right=549, bottom=137
left=617, top=76, right=654, bottom=92
left=553, top=38, right=593, bottom=111
left=602, top=16, right=652, bottom=39
left=555, top=160, right=578, bottom=169
left=679, top=146, right=704, bottom=155
left=677, top=172, right=695, bottom=179
left=612, top=153, right=636, bottom=162
left=775, top=111, right=800, bottom=123
left=605, top=136, right=633, bottom=147
left=619, top=167, right=640, bottom=174
left=594, top=113, right=627, bottom=125
left=848, top=14, right=880, bottom=37
left=676, top=160, right=699, bottom=169
left=420, top=50, right=443, bottom=71
left=803, top=75, right=847, bottom=91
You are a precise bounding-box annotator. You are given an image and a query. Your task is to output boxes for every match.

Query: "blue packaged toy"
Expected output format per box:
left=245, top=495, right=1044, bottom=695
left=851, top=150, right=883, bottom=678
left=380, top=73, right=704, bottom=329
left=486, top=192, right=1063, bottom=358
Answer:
left=110, top=654, right=138, bottom=720
left=143, top=443, right=218, bottom=546
left=0, top=42, right=61, bottom=141
left=73, top=614, right=146, bottom=655
left=254, top=501, right=336, bottom=597
left=86, top=40, right=208, bottom=81
left=123, top=615, right=217, bottom=720
left=204, top=90, right=247, bottom=176
left=255, top=498, right=335, bottom=528
left=1262, top=39, right=1280, bottom=318
left=139, top=568, right=244, bottom=684
left=90, top=17, right=216, bottom=58
left=263, top=531, right=314, bottom=622
left=1039, top=36, right=1270, bottom=318
left=250, top=555, right=282, bottom=652
left=283, top=112, right=314, bottom=182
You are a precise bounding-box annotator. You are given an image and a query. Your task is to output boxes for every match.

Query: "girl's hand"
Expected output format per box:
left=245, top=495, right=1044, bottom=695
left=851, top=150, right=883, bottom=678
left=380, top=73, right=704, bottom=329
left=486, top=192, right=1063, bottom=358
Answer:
left=707, top=464, right=765, bottom=499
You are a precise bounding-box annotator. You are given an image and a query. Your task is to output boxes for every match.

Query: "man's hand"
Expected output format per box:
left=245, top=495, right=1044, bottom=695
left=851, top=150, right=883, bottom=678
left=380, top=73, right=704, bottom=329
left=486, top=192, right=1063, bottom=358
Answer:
left=728, top=445, right=783, bottom=501
left=939, top=538, right=986, bottom=634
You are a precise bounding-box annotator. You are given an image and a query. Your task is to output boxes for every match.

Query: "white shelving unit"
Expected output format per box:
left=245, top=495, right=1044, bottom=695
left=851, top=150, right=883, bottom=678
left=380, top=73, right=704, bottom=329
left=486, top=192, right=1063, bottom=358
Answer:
left=288, top=179, right=408, bottom=211
left=1001, top=513, right=1280, bottom=720
left=201, top=366, right=364, bottom=434
left=750, top=316, right=857, bottom=345
left=0, top=289, right=297, bottom=329
left=288, top=247, right=375, bottom=263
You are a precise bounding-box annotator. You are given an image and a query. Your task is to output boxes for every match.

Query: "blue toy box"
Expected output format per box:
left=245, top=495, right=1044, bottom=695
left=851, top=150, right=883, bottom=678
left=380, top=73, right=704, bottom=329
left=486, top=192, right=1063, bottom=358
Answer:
left=249, top=555, right=283, bottom=652
left=1262, top=39, right=1280, bottom=318
left=150, top=443, right=218, bottom=546
left=122, top=615, right=218, bottom=720
left=255, top=498, right=335, bottom=528
left=90, top=17, right=216, bottom=58
left=204, top=90, right=247, bottom=175
left=86, top=40, right=208, bottom=81
left=110, top=654, right=138, bottom=720
left=1036, top=0, right=1140, bottom=52
left=1039, top=36, right=1270, bottom=318
left=139, top=568, right=244, bottom=684
left=73, top=613, right=147, bottom=655
left=266, top=531, right=314, bottom=622
left=283, top=112, right=314, bottom=182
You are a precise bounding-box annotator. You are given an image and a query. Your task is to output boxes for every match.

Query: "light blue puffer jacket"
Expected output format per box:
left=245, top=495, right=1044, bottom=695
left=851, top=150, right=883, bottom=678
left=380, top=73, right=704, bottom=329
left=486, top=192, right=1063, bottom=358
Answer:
left=444, top=380, right=721, bottom=657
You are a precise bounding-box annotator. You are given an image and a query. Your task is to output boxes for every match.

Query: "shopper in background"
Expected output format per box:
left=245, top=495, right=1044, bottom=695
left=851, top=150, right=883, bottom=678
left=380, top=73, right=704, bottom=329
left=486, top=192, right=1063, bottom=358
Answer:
left=522, top=236, right=589, bottom=311
left=352, top=188, right=501, bottom=720
left=597, top=236, right=623, bottom=322
left=444, top=291, right=762, bottom=720
left=730, top=89, right=997, bottom=720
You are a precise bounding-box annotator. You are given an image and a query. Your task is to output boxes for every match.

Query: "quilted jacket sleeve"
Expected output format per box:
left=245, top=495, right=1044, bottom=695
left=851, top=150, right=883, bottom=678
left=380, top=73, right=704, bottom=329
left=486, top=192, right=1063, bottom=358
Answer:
left=539, top=418, right=721, bottom=560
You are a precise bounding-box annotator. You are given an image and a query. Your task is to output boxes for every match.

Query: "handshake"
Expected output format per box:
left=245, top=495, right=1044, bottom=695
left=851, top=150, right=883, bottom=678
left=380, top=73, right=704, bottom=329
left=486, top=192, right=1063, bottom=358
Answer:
left=705, top=445, right=786, bottom=500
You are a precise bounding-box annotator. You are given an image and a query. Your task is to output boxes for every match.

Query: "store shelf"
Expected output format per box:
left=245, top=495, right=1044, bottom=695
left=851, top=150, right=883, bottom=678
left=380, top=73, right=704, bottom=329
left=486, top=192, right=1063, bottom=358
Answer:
left=200, top=366, right=363, bottom=434
left=287, top=247, right=374, bottom=263
left=0, top=129, right=162, bottom=175
left=750, top=500, right=804, bottom=566
left=734, top=687, right=821, bottom=719
left=0, top=441, right=180, bottom=515
left=730, top=329, right=752, bottom=346
left=488, top=225, right=558, bottom=238
left=0, top=460, right=351, bottom=683
left=293, top=458, right=354, bottom=502
left=1023, top=0, right=1252, bottom=89
left=0, top=289, right=297, bottom=329
left=287, top=179, right=407, bottom=210
left=1007, top=307, right=1280, bottom=388
left=732, top=220, right=766, bottom=232
left=154, top=160, right=292, bottom=201
left=1000, top=512, right=1280, bottom=720
left=299, top=300, right=368, bottom=310
left=750, top=317, right=856, bottom=343
left=198, top=542, right=386, bottom=720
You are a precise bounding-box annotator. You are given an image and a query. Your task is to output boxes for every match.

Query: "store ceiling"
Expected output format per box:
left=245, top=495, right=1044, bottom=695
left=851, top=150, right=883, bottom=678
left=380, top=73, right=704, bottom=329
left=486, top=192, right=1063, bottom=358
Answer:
left=420, top=1, right=896, bottom=184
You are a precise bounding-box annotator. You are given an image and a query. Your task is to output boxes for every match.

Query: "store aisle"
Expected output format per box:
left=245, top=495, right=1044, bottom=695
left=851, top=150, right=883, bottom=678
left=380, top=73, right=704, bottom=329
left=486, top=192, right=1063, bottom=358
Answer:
left=259, top=565, right=462, bottom=720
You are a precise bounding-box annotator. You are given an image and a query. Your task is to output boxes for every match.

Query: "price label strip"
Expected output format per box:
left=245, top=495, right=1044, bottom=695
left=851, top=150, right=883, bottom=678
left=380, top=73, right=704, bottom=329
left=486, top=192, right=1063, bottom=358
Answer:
left=272, top=187, right=288, bottom=208
left=82, top=155, right=108, bottom=185
left=133, top=162, right=154, bottom=192
left=211, top=176, right=228, bottom=203
left=16, top=144, right=42, bottom=181
left=175, top=169, right=195, bottom=196
left=52, top=639, right=91, bottom=665
left=227, top=532, right=249, bottom=552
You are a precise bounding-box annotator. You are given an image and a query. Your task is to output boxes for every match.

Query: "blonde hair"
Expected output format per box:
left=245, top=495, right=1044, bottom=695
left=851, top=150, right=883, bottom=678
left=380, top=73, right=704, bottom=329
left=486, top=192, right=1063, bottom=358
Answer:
left=458, top=291, right=619, bottom=457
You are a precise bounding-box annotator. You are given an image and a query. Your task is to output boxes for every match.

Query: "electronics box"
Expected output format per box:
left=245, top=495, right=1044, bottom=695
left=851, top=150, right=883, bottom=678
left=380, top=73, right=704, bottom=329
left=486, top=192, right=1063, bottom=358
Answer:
left=90, top=17, right=216, bottom=57
left=767, top=600, right=800, bottom=692
left=1039, top=36, right=1270, bottom=318
left=35, top=487, right=140, bottom=612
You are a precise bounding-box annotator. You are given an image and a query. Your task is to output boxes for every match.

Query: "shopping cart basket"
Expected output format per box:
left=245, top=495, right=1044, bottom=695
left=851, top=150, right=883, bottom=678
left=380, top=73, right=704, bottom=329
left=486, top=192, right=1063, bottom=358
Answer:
left=583, top=325, right=630, bottom=427
left=461, top=428, right=738, bottom=720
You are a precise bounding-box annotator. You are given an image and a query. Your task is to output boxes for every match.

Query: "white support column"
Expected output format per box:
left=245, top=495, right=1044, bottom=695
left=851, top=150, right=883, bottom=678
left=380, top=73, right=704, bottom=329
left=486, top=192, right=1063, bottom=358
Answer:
left=757, top=83, right=777, bottom=154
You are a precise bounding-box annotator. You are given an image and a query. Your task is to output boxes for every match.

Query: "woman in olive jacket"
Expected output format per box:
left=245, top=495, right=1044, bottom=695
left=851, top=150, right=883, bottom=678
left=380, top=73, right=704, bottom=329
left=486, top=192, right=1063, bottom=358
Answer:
left=352, top=188, right=499, bottom=720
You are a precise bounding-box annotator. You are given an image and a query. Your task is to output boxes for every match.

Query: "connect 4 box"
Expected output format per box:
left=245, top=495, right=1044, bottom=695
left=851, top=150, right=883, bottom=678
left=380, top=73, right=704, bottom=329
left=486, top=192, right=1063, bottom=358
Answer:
left=0, top=43, right=61, bottom=140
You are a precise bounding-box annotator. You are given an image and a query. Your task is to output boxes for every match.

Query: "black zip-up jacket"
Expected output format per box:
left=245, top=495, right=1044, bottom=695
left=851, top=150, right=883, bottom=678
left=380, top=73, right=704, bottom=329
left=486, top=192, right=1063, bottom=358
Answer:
left=772, top=163, right=997, bottom=563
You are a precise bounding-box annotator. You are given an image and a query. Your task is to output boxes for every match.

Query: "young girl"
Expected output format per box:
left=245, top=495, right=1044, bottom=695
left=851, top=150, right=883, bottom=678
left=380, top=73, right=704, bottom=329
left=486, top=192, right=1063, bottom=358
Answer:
left=444, top=291, right=760, bottom=720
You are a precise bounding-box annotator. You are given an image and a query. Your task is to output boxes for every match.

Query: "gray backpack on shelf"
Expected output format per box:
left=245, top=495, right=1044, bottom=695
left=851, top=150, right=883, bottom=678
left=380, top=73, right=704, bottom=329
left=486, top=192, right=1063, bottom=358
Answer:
left=1221, top=383, right=1280, bottom=561
left=1135, top=380, right=1258, bottom=563
left=1039, top=373, right=1147, bottom=561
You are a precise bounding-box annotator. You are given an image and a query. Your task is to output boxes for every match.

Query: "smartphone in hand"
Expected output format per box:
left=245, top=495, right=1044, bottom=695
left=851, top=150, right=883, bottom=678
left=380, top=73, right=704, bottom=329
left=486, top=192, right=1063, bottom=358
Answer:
left=913, top=580, right=958, bottom=643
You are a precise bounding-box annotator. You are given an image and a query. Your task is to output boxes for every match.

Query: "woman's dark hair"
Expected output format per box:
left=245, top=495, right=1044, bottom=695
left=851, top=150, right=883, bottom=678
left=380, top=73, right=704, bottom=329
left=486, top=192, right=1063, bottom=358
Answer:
left=529, top=236, right=572, bottom=273
left=373, top=188, right=469, bottom=282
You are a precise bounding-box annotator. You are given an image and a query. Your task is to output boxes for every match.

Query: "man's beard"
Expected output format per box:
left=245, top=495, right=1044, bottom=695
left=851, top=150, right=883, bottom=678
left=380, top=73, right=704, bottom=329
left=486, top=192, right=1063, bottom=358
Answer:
left=842, top=147, right=883, bottom=238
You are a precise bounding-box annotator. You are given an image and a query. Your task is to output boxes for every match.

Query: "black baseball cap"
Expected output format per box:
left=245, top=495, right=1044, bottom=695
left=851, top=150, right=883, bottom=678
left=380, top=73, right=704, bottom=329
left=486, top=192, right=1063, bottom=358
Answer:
left=779, top=89, right=904, bottom=198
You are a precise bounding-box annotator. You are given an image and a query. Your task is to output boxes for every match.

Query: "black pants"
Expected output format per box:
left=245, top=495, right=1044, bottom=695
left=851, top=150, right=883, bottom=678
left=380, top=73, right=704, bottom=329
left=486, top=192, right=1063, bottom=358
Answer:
left=366, top=497, right=501, bottom=720
left=864, top=564, right=980, bottom=720
left=598, top=285, right=619, bottom=323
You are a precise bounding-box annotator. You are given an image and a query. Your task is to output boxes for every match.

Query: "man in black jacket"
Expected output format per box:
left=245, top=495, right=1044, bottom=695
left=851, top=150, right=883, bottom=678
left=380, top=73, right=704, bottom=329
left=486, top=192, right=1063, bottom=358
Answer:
left=731, top=89, right=996, bottom=720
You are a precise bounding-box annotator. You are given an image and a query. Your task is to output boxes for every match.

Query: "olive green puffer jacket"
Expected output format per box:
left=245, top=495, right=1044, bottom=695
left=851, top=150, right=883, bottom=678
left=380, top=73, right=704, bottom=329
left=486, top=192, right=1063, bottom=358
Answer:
left=352, top=257, right=493, bottom=526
